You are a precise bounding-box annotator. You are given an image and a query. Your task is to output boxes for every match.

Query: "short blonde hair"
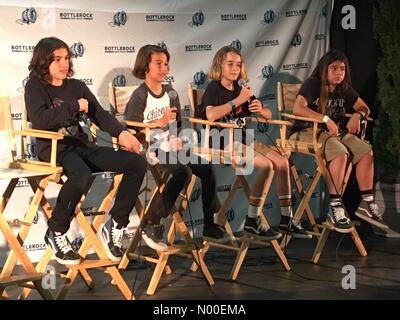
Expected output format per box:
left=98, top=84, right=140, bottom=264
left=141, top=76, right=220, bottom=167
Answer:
left=208, top=46, right=248, bottom=81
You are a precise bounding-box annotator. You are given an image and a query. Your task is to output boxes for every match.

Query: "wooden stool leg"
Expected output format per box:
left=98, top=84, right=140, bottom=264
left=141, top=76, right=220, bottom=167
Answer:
left=230, top=239, right=250, bottom=280
left=147, top=254, right=169, bottom=295
left=312, top=227, right=330, bottom=264
left=351, top=229, right=368, bottom=257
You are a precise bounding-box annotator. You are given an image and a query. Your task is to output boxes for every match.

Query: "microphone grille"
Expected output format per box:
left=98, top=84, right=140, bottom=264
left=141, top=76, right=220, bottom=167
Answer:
left=168, top=90, right=177, bottom=100
left=238, top=79, right=248, bottom=88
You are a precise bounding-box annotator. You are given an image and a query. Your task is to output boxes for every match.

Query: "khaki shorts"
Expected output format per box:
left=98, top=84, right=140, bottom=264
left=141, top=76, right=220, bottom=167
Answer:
left=289, top=128, right=372, bottom=164
left=253, top=140, right=275, bottom=157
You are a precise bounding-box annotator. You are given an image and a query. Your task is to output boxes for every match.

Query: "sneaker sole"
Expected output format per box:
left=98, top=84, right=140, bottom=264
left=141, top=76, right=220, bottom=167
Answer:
left=203, top=234, right=235, bottom=244
left=324, top=221, right=354, bottom=233
left=141, top=232, right=169, bottom=252
left=355, top=210, right=389, bottom=230
left=98, top=222, right=123, bottom=262
left=55, top=257, right=81, bottom=265
left=243, top=230, right=282, bottom=241
left=279, top=226, right=313, bottom=239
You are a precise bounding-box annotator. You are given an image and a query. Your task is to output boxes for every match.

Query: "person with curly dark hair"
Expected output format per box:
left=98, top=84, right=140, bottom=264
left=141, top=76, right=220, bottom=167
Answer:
left=25, top=37, right=147, bottom=265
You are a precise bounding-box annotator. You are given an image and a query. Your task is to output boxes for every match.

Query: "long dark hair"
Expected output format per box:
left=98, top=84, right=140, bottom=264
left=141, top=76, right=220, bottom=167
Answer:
left=310, top=49, right=351, bottom=113
left=132, top=44, right=170, bottom=80
left=28, top=37, right=74, bottom=82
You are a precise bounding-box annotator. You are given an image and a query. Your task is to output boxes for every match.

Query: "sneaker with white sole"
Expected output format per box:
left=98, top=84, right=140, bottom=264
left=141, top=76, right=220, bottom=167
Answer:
left=141, top=223, right=169, bottom=252
left=327, top=204, right=353, bottom=232
left=355, top=200, right=388, bottom=229
left=243, top=216, right=282, bottom=240
left=100, top=218, right=126, bottom=261
left=44, top=229, right=81, bottom=265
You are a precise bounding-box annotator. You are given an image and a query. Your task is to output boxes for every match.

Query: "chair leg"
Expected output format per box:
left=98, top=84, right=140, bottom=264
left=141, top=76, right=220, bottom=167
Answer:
left=270, top=240, right=291, bottom=271
left=146, top=253, right=169, bottom=295
left=351, top=229, right=368, bottom=257
left=230, top=239, right=250, bottom=280
left=312, top=227, right=330, bottom=264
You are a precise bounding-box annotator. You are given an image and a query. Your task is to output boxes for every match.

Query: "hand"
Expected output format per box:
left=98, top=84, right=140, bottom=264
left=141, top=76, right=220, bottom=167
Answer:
left=169, top=136, right=182, bottom=151
left=235, top=85, right=253, bottom=106
left=326, top=118, right=339, bottom=137
left=346, top=113, right=361, bottom=135
left=118, top=130, right=141, bottom=153
left=78, top=98, right=89, bottom=113
left=156, top=107, right=177, bottom=127
left=248, top=99, right=263, bottom=114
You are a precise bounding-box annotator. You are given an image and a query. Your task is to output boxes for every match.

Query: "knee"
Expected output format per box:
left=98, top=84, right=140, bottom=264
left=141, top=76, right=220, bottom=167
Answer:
left=172, top=164, right=192, bottom=185
left=68, top=169, right=92, bottom=193
left=256, top=158, right=273, bottom=173
left=274, top=157, right=289, bottom=173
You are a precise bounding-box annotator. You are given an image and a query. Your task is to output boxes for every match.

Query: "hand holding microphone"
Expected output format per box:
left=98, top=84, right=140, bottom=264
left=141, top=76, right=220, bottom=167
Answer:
left=78, top=98, right=89, bottom=113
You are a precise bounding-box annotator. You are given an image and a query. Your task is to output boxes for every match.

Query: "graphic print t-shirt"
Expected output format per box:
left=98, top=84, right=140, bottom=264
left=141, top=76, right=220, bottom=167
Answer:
left=294, top=77, right=359, bottom=133
left=124, top=83, right=181, bottom=151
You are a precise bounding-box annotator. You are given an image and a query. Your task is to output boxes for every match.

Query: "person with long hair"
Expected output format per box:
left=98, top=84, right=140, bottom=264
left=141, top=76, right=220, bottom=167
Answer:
left=198, top=46, right=310, bottom=240
left=25, top=37, right=147, bottom=265
left=290, top=49, right=386, bottom=231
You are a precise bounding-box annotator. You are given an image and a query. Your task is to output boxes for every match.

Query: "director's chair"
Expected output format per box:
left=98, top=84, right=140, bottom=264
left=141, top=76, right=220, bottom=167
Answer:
left=186, top=83, right=292, bottom=279
left=109, top=83, right=215, bottom=296
left=276, top=82, right=369, bottom=263
left=0, top=96, right=63, bottom=299
left=16, top=101, right=134, bottom=300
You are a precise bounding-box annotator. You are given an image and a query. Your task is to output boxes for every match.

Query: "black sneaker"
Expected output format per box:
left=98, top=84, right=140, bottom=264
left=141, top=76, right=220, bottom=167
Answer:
left=141, top=223, right=168, bottom=252
left=243, top=216, right=281, bottom=240
left=203, top=223, right=232, bottom=243
left=280, top=220, right=312, bottom=239
left=100, top=218, right=126, bottom=261
left=44, top=229, right=81, bottom=265
left=355, top=200, right=388, bottom=229
left=327, top=205, right=353, bottom=232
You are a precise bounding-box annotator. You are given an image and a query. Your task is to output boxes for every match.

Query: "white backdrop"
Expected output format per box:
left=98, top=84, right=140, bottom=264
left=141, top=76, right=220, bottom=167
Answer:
left=0, top=0, right=332, bottom=262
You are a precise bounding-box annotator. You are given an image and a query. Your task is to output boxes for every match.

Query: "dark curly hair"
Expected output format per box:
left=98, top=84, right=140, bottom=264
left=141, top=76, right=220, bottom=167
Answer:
left=28, top=37, right=74, bottom=82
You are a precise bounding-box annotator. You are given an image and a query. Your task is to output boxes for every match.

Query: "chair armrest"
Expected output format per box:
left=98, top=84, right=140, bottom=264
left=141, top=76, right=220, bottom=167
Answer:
left=15, top=129, right=64, bottom=140
left=185, top=116, right=240, bottom=129
left=246, top=117, right=292, bottom=126
left=124, top=120, right=157, bottom=129
left=281, top=113, right=324, bottom=124
left=345, top=113, right=373, bottom=121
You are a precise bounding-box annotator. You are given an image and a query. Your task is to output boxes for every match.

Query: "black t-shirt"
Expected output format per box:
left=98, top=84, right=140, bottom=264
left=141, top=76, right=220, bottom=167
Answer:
left=199, top=80, right=251, bottom=148
left=199, top=80, right=249, bottom=121
left=294, top=77, right=359, bottom=132
left=25, top=77, right=125, bottom=162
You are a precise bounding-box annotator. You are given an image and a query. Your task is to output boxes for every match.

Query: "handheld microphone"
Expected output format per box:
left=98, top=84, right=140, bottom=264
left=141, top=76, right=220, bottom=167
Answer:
left=168, top=90, right=177, bottom=108
left=237, top=79, right=255, bottom=116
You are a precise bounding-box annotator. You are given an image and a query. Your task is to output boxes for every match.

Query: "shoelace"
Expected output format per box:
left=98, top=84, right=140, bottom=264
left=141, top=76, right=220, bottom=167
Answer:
left=54, top=234, right=73, bottom=254
left=368, top=202, right=382, bottom=218
left=332, top=206, right=350, bottom=223
left=111, top=226, right=126, bottom=248
left=255, top=217, right=269, bottom=232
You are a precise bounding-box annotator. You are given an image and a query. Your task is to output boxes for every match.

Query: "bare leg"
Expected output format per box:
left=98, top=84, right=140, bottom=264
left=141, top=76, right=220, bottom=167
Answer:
left=356, top=151, right=374, bottom=191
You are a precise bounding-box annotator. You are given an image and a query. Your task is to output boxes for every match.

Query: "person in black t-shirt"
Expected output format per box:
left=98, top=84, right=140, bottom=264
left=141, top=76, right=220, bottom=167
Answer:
left=25, top=37, right=147, bottom=265
left=199, top=46, right=311, bottom=240
left=290, top=49, right=386, bottom=231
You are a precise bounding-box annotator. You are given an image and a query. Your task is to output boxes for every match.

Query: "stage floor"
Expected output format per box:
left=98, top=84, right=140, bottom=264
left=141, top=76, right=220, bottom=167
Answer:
left=6, top=224, right=400, bottom=300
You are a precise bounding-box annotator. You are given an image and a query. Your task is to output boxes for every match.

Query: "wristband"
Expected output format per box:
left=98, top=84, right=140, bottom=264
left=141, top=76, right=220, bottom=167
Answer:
left=322, top=115, right=330, bottom=124
left=227, top=100, right=235, bottom=110
left=357, top=111, right=365, bottom=120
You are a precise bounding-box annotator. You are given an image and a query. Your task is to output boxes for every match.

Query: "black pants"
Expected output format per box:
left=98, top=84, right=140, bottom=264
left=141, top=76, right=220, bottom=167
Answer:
left=146, top=154, right=220, bottom=227
left=48, top=145, right=147, bottom=233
